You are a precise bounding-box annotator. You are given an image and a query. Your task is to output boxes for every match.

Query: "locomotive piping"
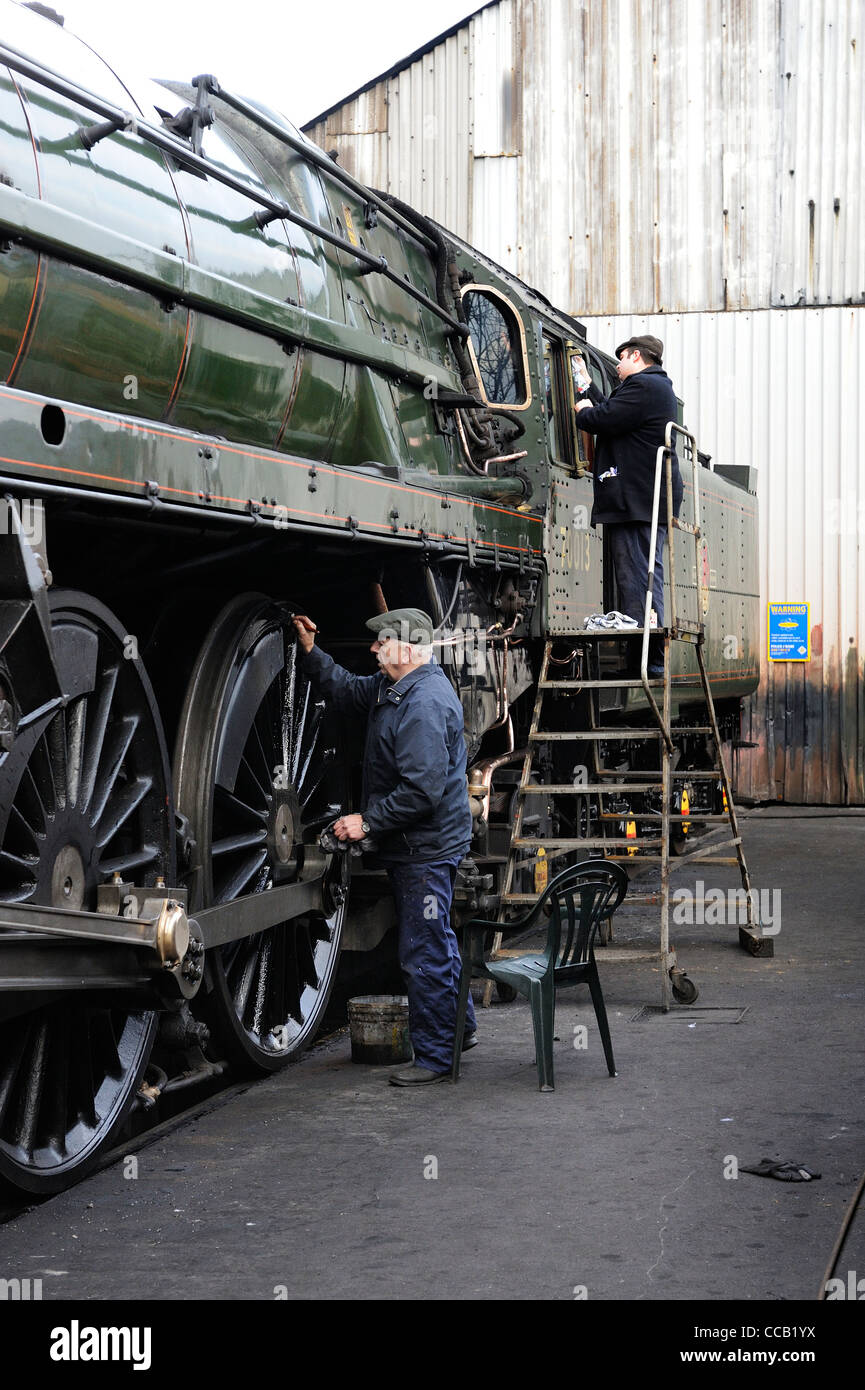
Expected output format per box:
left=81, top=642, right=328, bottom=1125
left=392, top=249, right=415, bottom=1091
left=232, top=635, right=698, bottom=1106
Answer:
left=0, top=44, right=468, bottom=340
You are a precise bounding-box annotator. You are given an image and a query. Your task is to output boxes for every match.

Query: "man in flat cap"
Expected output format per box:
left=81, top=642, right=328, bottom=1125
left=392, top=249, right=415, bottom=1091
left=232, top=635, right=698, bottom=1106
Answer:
left=292, top=607, right=476, bottom=1085
left=574, top=336, right=683, bottom=675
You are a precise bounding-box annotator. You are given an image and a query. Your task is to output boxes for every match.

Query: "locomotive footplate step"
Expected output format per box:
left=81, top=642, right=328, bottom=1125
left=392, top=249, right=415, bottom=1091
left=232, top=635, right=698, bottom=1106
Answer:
left=502, top=434, right=765, bottom=1007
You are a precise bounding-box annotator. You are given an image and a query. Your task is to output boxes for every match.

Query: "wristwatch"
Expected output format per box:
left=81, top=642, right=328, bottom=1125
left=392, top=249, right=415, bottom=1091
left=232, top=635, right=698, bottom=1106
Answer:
left=360, top=817, right=371, bottom=836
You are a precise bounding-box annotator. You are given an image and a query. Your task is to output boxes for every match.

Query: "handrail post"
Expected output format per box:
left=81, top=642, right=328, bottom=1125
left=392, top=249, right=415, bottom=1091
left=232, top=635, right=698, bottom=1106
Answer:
left=640, top=445, right=673, bottom=751
left=664, top=421, right=703, bottom=632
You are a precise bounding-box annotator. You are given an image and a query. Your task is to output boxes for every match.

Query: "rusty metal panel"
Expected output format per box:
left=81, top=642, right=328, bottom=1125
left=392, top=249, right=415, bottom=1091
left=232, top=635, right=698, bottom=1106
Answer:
left=582, top=307, right=865, bottom=805
left=302, top=1, right=863, bottom=314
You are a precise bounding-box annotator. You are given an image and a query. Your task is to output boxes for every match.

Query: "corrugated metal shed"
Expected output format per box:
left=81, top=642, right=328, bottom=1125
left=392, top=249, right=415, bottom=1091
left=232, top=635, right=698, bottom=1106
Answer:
left=303, top=0, right=864, bottom=802
left=305, top=0, right=864, bottom=315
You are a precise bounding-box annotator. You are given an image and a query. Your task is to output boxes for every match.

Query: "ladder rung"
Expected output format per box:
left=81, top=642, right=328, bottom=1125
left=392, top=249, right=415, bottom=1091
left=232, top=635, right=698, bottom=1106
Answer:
left=520, top=783, right=662, bottom=794
left=539, top=679, right=664, bottom=689
left=668, top=838, right=741, bottom=866
left=512, top=838, right=664, bottom=849
left=595, top=770, right=722, bottom=780
left=529, top=730, right=664, bottom=741
left=602, top=854, right=667, bottom=861
left=598, top=813, right=730, bottom=823
left=670, top=850, right=739, bottom=861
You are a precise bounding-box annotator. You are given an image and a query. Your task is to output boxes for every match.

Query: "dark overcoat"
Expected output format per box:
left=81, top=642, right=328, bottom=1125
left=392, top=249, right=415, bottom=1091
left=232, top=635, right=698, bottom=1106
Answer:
left=577, top=366, right=684, bottom=526
left=301, top=645, right=472, bottom=865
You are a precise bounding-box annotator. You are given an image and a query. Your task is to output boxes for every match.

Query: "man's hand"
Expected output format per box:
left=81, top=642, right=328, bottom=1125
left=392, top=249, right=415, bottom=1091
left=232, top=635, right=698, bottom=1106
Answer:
left=292, top=614, right=318, bottom=653
left=333, top=814, right=367, bottom=842
left=574, top=399, right=593, bottom=414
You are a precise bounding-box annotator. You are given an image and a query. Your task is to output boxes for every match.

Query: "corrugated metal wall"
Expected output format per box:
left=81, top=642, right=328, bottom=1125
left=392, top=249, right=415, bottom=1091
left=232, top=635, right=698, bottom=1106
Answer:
left=303, top=0, right=864, bottom=802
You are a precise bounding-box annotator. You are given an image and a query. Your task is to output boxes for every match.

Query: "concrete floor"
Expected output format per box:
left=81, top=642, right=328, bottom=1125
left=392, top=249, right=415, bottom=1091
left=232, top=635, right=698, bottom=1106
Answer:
left=2, top=809, right=863, bottom=1302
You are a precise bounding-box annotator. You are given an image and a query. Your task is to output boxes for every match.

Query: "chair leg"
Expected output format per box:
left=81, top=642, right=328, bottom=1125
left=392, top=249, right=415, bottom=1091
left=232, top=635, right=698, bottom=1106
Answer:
left=529, top=976, right=556, bottom=1091
left=451, top=943, right=473, bottom=1083
left=587, top=962, right=617, bottom=1077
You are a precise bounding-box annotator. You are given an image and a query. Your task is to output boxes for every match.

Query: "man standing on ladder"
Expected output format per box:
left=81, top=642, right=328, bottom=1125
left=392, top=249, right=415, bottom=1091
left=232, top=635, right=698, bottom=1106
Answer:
left=575, top=335, right=683, bottom=676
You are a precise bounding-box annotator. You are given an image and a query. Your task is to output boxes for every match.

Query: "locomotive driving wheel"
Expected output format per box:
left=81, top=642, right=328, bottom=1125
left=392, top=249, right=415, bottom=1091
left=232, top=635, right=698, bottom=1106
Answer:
left=173, top=595, right=348, bottom=1072
left=0, top=591, right=174, bottom=1193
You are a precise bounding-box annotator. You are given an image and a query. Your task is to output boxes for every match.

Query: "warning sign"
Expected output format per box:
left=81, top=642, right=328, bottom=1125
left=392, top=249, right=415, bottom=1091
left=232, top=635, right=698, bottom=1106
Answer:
left=768, top=603, right=810, bottom=661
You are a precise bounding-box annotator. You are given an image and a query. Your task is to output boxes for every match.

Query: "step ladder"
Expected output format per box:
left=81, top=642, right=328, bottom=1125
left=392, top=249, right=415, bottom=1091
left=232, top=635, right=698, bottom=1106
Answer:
left=493, top=423, right=769, bottom=1010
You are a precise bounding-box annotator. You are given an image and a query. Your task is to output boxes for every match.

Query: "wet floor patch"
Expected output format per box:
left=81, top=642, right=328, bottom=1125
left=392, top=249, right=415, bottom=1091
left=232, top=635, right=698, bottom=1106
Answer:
left=630, top=1005, right=749, bottom=1023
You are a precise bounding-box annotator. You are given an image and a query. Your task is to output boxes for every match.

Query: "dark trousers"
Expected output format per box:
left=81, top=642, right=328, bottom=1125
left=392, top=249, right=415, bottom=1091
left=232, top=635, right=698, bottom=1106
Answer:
left=607, top=522, right=668, bottom=626
left=388, top=859, right=477, bottom=1072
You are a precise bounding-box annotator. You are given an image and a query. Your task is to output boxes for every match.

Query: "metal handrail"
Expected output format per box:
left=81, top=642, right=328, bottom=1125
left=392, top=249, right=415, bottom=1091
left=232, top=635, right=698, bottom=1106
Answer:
left=639, top=419, right=704, bottom=749
left=0, top=43, right=467, bottom=338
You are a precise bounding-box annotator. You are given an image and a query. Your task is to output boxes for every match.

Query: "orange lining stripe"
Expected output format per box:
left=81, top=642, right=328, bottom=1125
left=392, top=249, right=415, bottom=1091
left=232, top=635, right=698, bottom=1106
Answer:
left=5, top=260, right=44, bottom=384
left=0, top=388, right=542, bottom=528
left=0, top=453, right=541, bottom=553
left=165, top=309, right=193, bottom=414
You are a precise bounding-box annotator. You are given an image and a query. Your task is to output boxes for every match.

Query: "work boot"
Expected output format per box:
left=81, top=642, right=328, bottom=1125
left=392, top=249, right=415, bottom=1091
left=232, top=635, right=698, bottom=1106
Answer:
left=388, top=1064, right=450, bottom=1086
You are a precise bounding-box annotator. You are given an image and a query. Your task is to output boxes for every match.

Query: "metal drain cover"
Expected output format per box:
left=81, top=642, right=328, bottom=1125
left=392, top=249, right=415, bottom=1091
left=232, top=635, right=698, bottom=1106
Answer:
left=630, top=1005, right=749, bottom=1024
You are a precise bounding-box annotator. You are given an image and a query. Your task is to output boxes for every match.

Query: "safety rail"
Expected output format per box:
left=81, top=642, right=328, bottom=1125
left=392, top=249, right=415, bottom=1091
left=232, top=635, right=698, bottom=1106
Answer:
left=637, top=420, right=705, bottom=747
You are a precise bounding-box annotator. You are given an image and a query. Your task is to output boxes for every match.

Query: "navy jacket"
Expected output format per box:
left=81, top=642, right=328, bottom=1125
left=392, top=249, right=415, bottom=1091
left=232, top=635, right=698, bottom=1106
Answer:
left=301, top=645, right=472, bottom=865
left=577, top=367, right=683, bottom=526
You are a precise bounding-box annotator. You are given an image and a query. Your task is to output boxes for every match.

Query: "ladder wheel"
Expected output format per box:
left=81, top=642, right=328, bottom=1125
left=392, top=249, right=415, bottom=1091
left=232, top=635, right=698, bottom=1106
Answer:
left=671, top=972, right=699, bottom=1005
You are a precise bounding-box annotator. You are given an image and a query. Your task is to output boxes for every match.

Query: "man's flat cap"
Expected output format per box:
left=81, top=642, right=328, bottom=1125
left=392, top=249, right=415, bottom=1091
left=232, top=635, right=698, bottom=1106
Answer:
left=365, top=607, right=435, bottom=645
left=615, top=334, right=664, bottom=364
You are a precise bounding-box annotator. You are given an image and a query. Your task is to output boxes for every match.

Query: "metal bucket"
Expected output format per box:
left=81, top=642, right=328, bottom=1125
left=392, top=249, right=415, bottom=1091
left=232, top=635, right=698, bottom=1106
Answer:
left=347, top=994, right=412, bottom=1065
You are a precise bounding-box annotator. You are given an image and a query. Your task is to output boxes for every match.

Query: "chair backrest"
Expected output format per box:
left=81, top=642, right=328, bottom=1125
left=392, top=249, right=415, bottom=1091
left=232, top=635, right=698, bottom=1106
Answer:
left=541, top=860, right=629, bottom=970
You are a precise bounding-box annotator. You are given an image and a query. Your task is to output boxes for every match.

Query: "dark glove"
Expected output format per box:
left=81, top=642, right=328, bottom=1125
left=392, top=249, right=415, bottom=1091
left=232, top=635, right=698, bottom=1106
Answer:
left=319, top=821, right=378, bottom=857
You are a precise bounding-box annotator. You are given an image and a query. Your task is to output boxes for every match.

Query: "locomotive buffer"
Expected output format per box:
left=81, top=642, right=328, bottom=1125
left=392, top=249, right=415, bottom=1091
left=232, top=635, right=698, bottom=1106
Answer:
left=498, top=424, right=768, bottom=1010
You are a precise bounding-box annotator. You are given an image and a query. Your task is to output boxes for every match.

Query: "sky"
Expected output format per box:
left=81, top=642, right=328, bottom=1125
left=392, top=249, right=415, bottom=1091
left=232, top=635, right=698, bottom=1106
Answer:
left=41, top=0, right=481, bottom=127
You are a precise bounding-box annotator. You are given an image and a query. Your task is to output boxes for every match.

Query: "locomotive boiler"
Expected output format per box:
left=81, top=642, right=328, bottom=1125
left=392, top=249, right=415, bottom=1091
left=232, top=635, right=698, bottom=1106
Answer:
left=0, top=1, right=759, bottom=1191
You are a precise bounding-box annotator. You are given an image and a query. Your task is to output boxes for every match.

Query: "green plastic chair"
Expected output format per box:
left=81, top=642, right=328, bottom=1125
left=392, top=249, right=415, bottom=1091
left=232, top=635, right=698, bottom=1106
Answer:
left=452, top=859, right=629, bottom=1091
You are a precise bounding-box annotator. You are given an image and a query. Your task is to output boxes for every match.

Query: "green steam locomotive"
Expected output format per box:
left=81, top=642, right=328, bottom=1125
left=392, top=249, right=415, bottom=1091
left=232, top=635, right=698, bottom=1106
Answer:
left=0, top=0, right=758, bottom=1191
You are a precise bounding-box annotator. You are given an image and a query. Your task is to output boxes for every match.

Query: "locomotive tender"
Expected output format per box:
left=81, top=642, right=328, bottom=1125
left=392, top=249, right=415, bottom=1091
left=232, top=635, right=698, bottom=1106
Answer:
left=0, top=1, right=758, bottom=1190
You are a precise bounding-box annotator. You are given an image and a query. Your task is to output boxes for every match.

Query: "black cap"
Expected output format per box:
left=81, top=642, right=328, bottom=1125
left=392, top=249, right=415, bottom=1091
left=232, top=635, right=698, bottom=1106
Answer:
left=615, top=334, right=664, bottom=365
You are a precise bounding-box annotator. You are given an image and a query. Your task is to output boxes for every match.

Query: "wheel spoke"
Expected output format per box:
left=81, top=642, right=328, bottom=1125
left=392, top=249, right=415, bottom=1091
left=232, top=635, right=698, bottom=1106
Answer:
left=16, top=764, right=47, bottom=835
left=211, top=829, right=268, bottom=857
left=6, top=802, right=41, bottom=853
left=65, top=697, right=87, bottom=808
left=94, top=774, right=154, bottom=848
left=89, top=714, right=139, bottom=826
left=214, top=848, right=269, bottom=903
left=213, top=785, right=268, bottom=827
left=16, top=1016, right=49, bottom=1157
left=68, top=1014, right=97, bottom=1129
left=99, top=844, right=160, bottom=877
left=45, top=713, right=69, bottom=813
left=89, top=1010, right=121, bottom=1083
left=228, top=938, right=260, bottom=1026
left=43, top=1010, right=72, bottom=1158
left=80, top=661, right=119, bottom=811
left=0, top=1021, right=30, bottom=1129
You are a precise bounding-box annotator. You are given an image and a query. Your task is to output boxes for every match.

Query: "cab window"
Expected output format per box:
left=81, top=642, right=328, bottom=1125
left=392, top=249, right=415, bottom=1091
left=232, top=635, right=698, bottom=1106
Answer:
left=567, top=346, right=597, bottom=473
left=543, top=333, right=571, bottom=467
left=462, top=287, right=529, bottom=407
